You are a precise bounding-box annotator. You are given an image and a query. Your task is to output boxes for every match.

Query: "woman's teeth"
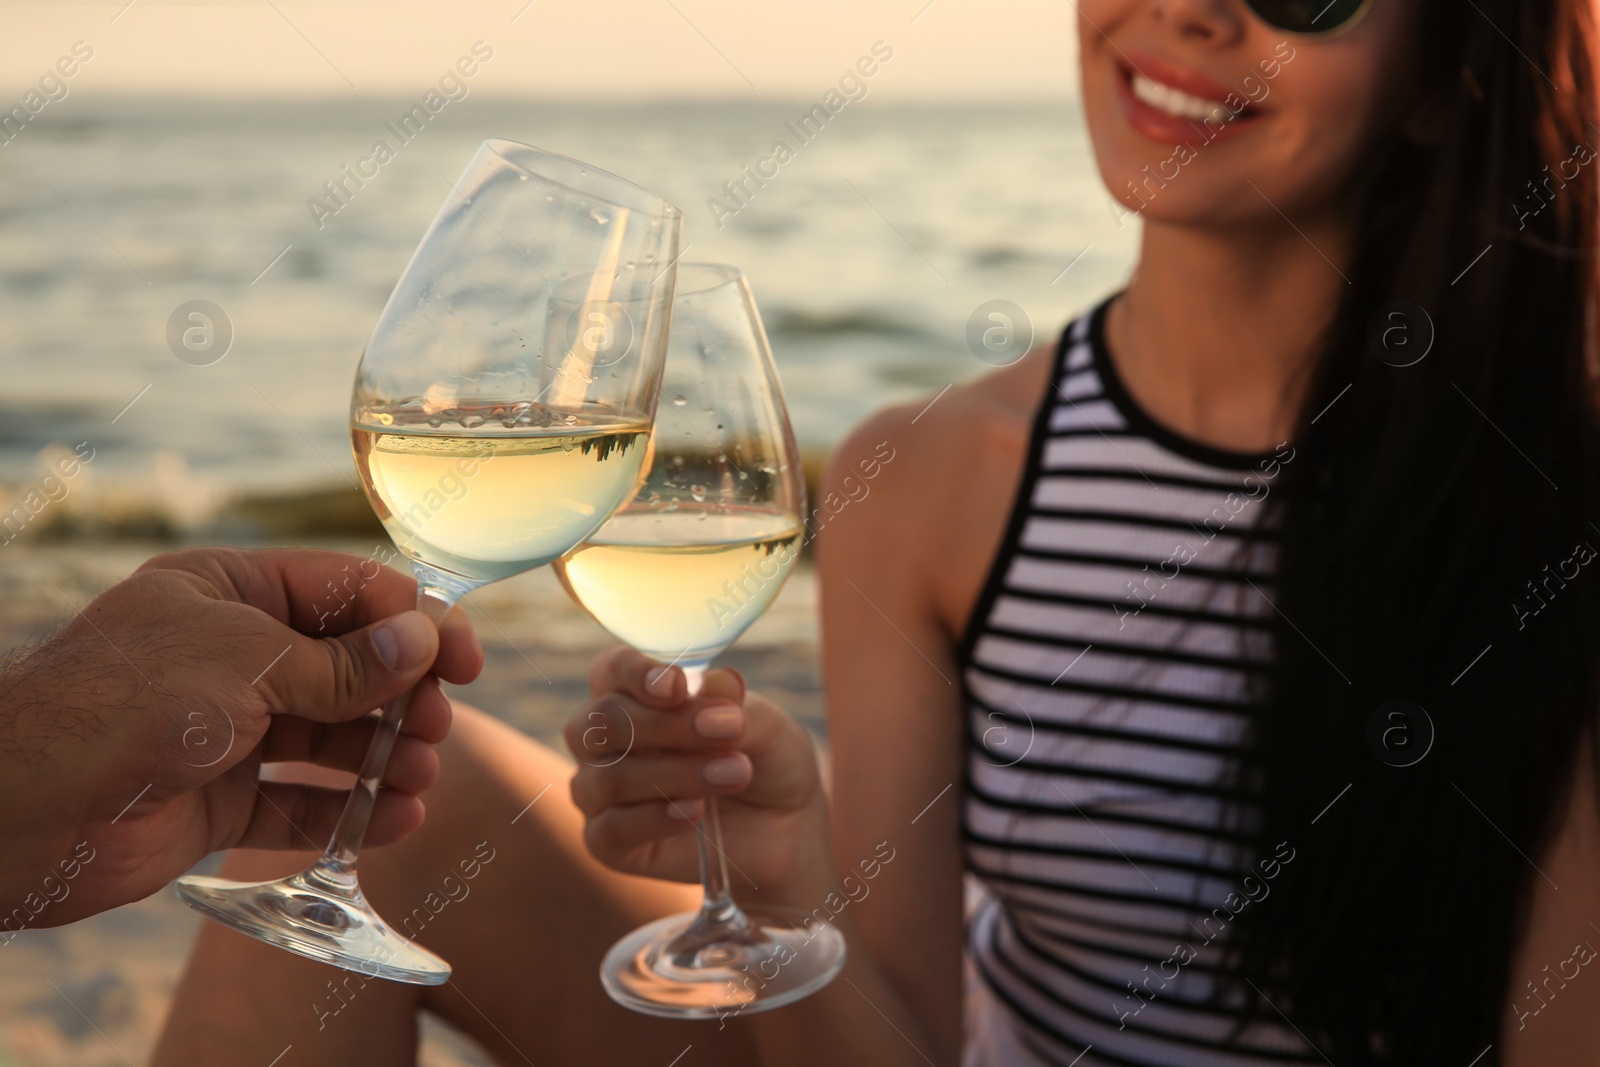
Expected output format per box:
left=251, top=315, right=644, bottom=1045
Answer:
left=1130, top=72, right=1237, bottom=124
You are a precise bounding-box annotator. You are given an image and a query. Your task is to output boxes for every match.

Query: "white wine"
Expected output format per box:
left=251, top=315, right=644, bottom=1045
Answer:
left=353, top=406, right=650, bottom=584
left=557, top=506, right=803, bottom=665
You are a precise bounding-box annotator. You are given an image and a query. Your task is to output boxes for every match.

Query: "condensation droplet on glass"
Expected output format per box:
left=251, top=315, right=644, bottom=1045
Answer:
left=589, top=209, right=610, bottom=225
left=672, top=395, right=688, bottom=407
left=427, top=415, right=443, bottom=428
left=462, top=412, right=486, bottom=428
left=690, top=484, right=707, bottom=502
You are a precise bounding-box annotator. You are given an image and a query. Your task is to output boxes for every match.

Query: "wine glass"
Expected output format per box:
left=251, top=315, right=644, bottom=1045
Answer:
left=175, top=140, right=682, bottom=984
left=554, top=263, right=846, bottom=1017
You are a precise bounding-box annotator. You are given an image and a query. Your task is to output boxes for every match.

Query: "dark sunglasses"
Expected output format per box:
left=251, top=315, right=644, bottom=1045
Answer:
left=1243, top=0, right=1373, bottom=35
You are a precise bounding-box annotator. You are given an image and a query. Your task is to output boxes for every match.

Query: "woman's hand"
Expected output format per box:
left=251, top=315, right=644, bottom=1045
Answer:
left=565, top=647, right=833, bottom=905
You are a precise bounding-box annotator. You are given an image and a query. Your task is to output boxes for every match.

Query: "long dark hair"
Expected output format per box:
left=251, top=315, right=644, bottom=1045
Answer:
left=1226, top=0, right=1600, bottom=1061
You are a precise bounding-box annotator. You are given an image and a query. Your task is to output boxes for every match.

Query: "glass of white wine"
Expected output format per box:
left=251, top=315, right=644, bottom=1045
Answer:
left=175, top=140, right=682, bottom=984
left=555, top=262, right=846, bottom=1017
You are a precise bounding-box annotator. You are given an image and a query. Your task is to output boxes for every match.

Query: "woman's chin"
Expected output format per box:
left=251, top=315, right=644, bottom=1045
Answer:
left=1094, top=172, right=1258, bottom=230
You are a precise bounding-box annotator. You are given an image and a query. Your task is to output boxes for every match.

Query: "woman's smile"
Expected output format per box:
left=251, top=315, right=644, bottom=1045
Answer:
left=1114, top=52, right=1269, bottom=149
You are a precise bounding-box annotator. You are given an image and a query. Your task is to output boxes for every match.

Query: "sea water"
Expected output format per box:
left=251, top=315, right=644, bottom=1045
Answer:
left=0, top=97, right=1135, bottom=531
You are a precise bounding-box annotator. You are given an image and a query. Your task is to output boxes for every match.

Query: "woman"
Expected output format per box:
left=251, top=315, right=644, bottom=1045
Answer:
left=156, top=0, right=1600, bottom=1063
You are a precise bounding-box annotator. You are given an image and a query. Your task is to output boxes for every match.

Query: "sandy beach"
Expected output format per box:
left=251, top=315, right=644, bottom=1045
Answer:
left=0, top=539, right=823, bottom=1067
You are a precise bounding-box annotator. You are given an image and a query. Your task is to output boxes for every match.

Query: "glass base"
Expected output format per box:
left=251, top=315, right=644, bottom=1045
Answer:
left=175, top=868, right=451, bottom=986
left=601, top=904, right=846, bottom=1019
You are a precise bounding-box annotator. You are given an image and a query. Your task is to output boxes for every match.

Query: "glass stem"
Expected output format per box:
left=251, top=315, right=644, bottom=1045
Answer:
left=313, top=586, right=459, bottom=891
left=683, top=665, right=750, bottom=935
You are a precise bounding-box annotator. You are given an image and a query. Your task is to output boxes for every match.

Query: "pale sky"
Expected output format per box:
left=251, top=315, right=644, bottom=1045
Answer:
left=0, top=1, right=1077, bottom=101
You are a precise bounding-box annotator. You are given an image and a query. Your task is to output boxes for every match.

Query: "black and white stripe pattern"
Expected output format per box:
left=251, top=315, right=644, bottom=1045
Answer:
left=960, top=301, right=1311, bottom=1066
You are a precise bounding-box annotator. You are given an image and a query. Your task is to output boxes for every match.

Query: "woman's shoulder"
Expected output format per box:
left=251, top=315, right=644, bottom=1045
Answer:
left=823, top=342, right=1055, bottom=500
left=812, top=343, right=1056, bottom=607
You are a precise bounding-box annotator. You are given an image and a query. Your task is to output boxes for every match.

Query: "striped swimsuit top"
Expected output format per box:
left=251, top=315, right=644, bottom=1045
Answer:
left=959, top=298, right=1314, bottom=1067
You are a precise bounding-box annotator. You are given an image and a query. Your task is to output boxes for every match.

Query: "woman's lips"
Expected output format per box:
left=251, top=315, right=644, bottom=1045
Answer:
left=1112, top=58, right=1266, bottom=151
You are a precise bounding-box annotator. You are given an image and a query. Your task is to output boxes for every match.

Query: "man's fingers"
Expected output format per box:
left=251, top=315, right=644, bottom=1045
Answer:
left=138, top=547, right=484, bottom=684
left=235, top=782, right=425, bottom=851
left=260, top=718, right=442, bottom=795
left=432, top=604, right=483, bottom=685
left=401, top=677, right=453, bottom=744
left=254, top=610, right=439, bottom=723
left=141, top=547, right=414, bottom=632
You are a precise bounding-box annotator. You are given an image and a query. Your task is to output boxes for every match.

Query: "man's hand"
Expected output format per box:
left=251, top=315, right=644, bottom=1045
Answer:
left=0, top=547, right=483, bottom=928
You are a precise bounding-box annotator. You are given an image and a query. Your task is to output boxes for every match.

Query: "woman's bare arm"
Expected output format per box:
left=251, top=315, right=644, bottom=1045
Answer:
left=1501, top=739, right=1600, bottom=1063
left=743, top=381, right=1031, bottom=1064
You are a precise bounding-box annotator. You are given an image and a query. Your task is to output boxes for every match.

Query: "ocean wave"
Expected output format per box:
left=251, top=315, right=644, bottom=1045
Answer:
left=765, top=307, right=935, bottom=340
left=0, top=403, right=116, bottom=449
left=1, top=270, right=59, bottom=295
left=965, top=245, right=1050, bottom=270
left=0, top=447, right=222, bottom=545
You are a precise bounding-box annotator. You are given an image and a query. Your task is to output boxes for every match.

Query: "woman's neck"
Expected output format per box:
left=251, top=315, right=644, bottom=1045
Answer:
left=1106, top=212, right=1354, bottom=453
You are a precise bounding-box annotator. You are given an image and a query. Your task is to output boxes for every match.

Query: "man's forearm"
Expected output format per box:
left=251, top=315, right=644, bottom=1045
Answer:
left=0, top=637, right=97, bottom=923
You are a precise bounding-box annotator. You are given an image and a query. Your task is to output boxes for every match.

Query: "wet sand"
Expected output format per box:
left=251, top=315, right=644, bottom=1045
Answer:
left=0, top=541, right=823, bottom=1067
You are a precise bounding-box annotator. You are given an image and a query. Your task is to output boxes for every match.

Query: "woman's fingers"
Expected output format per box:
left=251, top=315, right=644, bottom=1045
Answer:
left=587, top=646, right=682, bottom=704
left=564, top=663, right=813, bottom=812
left=566, top=690, right=800, bottom=791
left=568, top=645, right=822, bottom=882
left=570, top=751, right=753, bottom=816
left=586, top=646, right=745, bottom=708
left=582, top=799, right=704, bottom=874
left=563, top=692, right=748, bottom=762
left=697, top=666, right=745, bottom=705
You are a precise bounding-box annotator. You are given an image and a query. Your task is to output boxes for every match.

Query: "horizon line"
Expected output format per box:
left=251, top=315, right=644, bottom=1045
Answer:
left=40, top=89, right=1078, bottom=105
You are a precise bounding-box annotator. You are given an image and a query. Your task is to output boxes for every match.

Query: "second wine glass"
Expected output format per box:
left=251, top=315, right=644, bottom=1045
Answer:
left=556, top=263, right=846, bottom=1018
